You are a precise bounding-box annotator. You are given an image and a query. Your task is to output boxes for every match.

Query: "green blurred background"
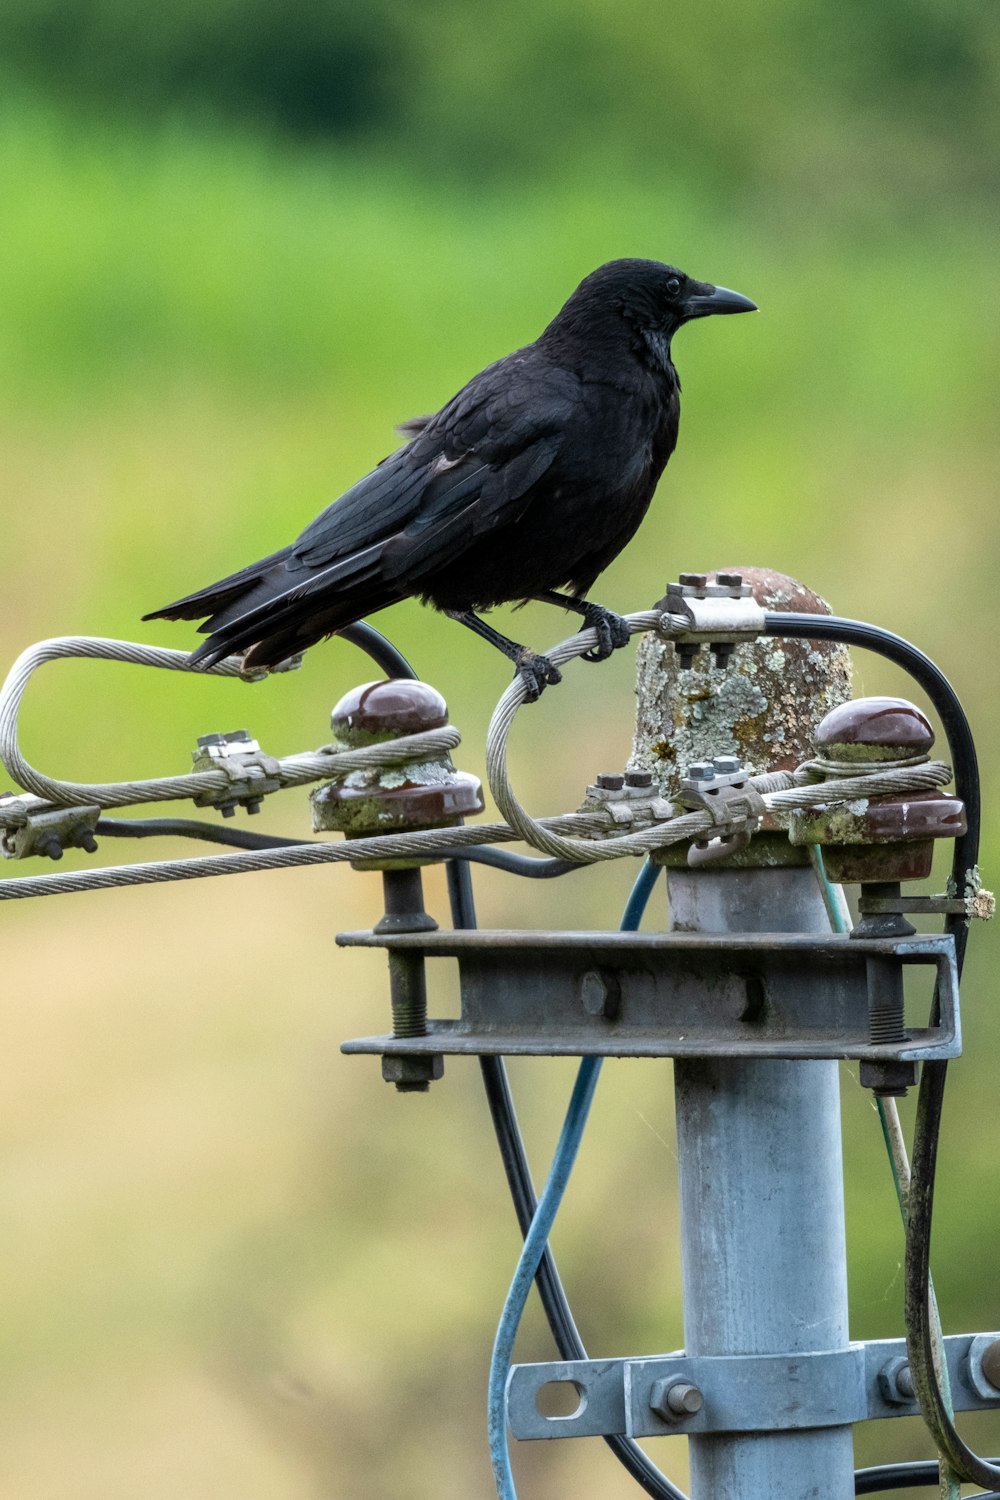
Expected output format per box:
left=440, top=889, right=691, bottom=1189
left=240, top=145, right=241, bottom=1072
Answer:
left=1, top=3, right=998, bottom=1495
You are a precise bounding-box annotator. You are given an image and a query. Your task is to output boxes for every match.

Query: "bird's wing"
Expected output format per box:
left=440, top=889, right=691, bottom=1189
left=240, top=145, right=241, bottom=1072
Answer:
left=287, top=355, right=578, bottom=581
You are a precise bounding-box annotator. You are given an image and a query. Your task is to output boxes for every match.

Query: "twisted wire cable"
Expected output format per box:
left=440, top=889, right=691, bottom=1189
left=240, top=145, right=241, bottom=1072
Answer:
left=0, top=635, right=460, bottom=808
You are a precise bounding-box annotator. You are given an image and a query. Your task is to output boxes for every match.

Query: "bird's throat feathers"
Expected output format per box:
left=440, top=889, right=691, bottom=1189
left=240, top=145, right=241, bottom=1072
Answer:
left=640, top=325, right=680, bottom=385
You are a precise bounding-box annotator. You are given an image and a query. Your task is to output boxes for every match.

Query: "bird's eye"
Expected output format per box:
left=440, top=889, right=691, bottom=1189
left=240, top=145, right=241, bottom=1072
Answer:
left=666, top=277, right=682, bottom=296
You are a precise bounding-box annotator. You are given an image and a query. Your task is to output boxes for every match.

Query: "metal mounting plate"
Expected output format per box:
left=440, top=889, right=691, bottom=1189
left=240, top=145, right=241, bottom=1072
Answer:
left=507, top=1333, right=1000, bottom=1440
left=337, top=929, right=960, bottom=1061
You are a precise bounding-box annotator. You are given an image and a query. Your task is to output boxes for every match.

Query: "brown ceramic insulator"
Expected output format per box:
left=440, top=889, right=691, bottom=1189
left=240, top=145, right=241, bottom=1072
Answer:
left=315, top=676, right=483, bottom=843
left=814, top=697, right=934, bottom=761
left=331, top=679, right=449, bottom=747
left=311, top=774, right=484, bottom=836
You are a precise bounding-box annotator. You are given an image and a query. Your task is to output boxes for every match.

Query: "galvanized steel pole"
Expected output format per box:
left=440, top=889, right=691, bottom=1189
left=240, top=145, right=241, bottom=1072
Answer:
left=668, top=866, right=855, bottom=1500
left=634, top=568, right=857, bottom=1498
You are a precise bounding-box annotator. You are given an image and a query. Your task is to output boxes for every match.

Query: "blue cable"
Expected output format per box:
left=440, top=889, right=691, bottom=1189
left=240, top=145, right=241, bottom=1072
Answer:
left=487, top=857, right=663, bottom=1500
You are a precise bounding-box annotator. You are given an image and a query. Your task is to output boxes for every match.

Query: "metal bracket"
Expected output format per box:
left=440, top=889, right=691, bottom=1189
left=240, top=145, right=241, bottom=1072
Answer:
left=506, top=1333, right=1000, bottom=1441
left=337, top=929, right=960, bottom=1062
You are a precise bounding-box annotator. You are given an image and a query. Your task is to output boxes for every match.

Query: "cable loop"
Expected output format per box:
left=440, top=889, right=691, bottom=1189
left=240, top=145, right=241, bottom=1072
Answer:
left=0, top=635, right=459, bottom=808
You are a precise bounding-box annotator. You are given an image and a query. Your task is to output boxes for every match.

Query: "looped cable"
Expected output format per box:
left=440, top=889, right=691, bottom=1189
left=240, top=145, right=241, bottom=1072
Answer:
left=0, top=635, right=459, bottom=809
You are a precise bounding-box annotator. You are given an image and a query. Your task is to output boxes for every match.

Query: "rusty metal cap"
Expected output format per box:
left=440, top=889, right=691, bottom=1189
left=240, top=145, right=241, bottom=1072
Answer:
left=814, top=697, right=934, bottom=760
left=331, top=680, right=449, bottom=746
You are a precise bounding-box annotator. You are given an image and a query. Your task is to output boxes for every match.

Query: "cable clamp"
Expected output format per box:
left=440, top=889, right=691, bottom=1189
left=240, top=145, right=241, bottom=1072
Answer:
left=676, top=757, right=767, bottom=866
left=576, top=775, right=674, bottom=836
left=190, top=731, right=282, bottom=817
left=0, top=794, right=100, bottom=860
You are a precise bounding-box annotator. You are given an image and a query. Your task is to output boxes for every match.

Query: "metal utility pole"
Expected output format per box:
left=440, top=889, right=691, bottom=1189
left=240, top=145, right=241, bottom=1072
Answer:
left=670, top=866, right=854, bottom=1499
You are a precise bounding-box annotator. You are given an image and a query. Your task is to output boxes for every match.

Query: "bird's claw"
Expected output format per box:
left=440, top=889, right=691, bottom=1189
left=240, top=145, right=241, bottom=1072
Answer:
left=514, top=650, right=563, bottom=702
left=581, top=606, right=631, bottom=663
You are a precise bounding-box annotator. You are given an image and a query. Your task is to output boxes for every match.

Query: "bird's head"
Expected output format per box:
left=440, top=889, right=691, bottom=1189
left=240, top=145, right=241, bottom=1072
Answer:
left=540, top=258, right=757, bottom=371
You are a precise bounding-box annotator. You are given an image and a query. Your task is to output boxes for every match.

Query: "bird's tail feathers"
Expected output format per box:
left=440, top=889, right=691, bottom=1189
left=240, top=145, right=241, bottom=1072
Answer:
left=142, top=548, right=293, bottom=625
left=187, top=547, right=399, bottom=670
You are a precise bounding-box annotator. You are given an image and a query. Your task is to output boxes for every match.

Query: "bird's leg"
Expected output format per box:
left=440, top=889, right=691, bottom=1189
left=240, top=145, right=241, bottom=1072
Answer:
left=444, top=610, right=562, bottom=702
left=532, top=591, right=631, bottom=663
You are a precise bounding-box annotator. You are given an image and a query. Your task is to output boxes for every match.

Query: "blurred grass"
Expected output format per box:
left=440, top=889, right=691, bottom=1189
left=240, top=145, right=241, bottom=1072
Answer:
left=1, top=89, right=999, bottom=1498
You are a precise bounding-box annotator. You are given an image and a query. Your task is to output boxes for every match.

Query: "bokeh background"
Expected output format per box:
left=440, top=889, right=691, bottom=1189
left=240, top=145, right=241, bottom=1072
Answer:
left=1, top=3, right=998, bottom=1495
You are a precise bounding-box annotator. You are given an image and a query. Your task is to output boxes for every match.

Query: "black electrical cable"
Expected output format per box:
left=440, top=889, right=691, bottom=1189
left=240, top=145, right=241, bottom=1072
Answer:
left=444, top=847, right=583, bottom=879
left=855, top=1459, right=1000, bottom=1495
left=337, top=621, right=416, bottom=679
left=766, top=614, right=989, bottom=1494
left=95, top=817, right=583, bottom=878
left=96, top=817, right=310, bottom=850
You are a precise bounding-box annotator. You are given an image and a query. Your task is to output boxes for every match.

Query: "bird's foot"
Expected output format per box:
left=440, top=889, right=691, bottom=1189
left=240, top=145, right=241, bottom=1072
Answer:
left=514, top=649, right=563, bottom=702
left=580, top=605, right=631, bottom=663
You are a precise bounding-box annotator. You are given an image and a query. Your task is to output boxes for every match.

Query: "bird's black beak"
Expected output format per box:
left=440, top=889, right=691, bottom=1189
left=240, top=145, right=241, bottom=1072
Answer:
left=682, top=284, right=758, bottom=319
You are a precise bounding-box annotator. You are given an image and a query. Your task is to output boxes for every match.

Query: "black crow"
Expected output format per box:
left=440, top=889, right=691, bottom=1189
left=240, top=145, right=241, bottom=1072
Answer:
left=145, top=259, right=755, bottom=698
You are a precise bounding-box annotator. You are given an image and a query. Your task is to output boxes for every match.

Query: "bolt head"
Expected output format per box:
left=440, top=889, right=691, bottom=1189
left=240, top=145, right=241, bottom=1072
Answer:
left=686, top=762, right=715, bottom=781
left=678, top=572, right=709, bottom=588
left=596, top=773, right=625, bottom=791
left=580, top=969, right=621, bottom=1020
left=625, top=770, right=653, bottom=788
left=712, top=756, right=742, bottom=775
left=716, top=572, right=744, bottom=587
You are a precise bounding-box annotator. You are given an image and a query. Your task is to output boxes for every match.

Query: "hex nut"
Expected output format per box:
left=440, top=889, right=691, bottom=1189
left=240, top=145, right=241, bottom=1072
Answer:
left=967, top=1334, right=1000, bottom=1399
left=380, top=1053, right=444, bottom=1092
left=650, top=1377, right=704, bottom=1421
left=878, top=1356, right=915, bottom=1405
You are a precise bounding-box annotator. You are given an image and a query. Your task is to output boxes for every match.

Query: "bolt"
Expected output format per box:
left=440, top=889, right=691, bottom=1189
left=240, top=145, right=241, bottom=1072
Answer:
left=981, top=1340, right=1000, bottom=1392
left=878, top=1356, right=915, bottom=1405
left=859, top=1060, right=917, bottom=1097
left=380, top=1052, right=444, bottom=1093
left=675, top=643, right=701, bottom=670
left=710, top=642, right=735, bottom=669
left=580, top=969, right=621, bottom=1020
left=39, top=836, right=63, bottom=861
left=625, top=770, right=653, bottom=788
left=596, top=773, right=625, bottom=791
left=220, top=802, right=237, bottom=819
left=686, top=762, right=716, bottom=782
left=245, top=798, right=263, bottom=815
left=713, top=756, right=743, bottom=775
left=716, top=572, right=744, bottom=588
left=79, top=832, right=99, bottom=854
left=650, top=1377, right=704, bottom=1421
left=678, top=572, right=709, bottom=589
